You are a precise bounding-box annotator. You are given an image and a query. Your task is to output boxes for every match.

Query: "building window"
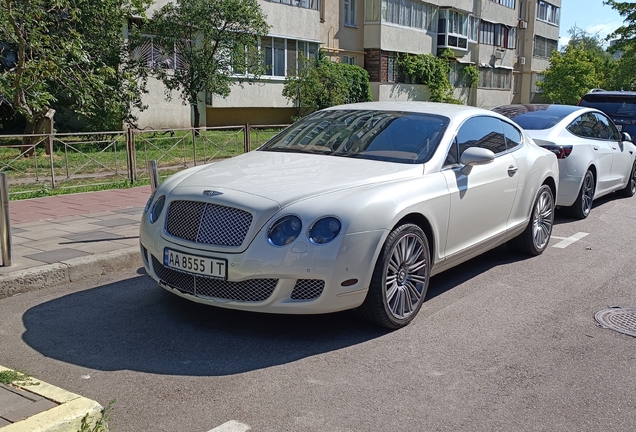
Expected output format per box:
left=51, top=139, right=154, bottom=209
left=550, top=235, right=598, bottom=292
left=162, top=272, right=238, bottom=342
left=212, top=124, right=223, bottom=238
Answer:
left=533, top=35, right=558, bottom=58
left=479, top=67, right=512, bottom=89
left=513, top=73, right=520, bottom=94
left=537, top=0, right=560, bottom=25
left=380, top=0, right=438, bottom=32
left=480, top=21, right=516, bottom=49
left=264, top=0, right=320, bottom=10
left=345, top=0, right=356, bottom=26
left=490, top=0, right=515, bottom=8
left=342, top=55, right=357, bottom=65
left=532, top=72, right=545, bottom=92
left=387, top=52, right=396, bottom=82
left=259, top=37, right=319, bottom=78
left=132, top=35, right=183, bottom=70
left=365, top=0, right=380, bottom=21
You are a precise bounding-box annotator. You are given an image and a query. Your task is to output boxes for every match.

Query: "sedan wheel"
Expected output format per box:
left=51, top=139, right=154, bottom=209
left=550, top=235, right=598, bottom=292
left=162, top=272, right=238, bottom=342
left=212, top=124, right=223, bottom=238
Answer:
left=569, top=170, right=595, bottom=219
left=618, top=161, right=636, bottom=197
left=358, top=224, right=430, bottom=329
left=508, top=184, right=554, bottom=256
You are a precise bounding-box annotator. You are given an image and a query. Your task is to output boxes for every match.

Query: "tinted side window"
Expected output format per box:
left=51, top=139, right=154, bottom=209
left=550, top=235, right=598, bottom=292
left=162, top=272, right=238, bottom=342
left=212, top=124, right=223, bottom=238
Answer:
left=444, top=137, right=459, bottom=166
left=456, top=116, right=506, bottom=156
left=501, top=121, right=522, bottom=149
left=593, top=112, right=621, bottom=141
left=567, top=113, right=603, bottom=139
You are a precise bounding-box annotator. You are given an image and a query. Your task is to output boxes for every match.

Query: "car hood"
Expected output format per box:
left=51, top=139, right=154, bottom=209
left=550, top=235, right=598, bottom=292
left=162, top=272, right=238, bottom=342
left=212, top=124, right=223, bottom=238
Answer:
left=173, top=151, right=423, bottom=207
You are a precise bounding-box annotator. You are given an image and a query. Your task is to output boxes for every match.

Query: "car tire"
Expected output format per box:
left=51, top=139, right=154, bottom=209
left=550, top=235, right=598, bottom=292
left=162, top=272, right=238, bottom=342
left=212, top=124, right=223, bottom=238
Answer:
left=507, top=184, right=554, bottom=256
left=568, top=170, right=595, bottom=219
left=618, top=161, right=636, bottom=197
left=358, top=224, right=430, bottom=329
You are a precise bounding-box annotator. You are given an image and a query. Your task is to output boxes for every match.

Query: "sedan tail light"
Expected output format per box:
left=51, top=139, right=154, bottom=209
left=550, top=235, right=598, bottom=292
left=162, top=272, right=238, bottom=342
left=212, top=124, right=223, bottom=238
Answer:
left=535, top=140, right=573, bottom=159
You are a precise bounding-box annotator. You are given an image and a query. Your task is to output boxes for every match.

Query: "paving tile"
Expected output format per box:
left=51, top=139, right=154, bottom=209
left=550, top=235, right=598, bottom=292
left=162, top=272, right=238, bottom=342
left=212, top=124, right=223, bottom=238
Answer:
left=17, top=238, right=66, bottom=252
left=0, top=417, right=10, bottom=427
left=113, top=206, right=145, bottom=215
left=90, top=218, right=140, bottom=228
left=11, top=228, right=26, bottom=235
left=12, top=228, right=78, bottom=241
left=0, top=387, right=33, bottom=416
left=60, top=231, right=125, bottom=242
left=113, top=237, right=141, bottom=247
left=24, top=248, right=91, bottom=264
left=0, top=256, right=51, bottom=273
left=2, top=398, right=58, bottom=422
left=71, top=241, right=129, bottom=254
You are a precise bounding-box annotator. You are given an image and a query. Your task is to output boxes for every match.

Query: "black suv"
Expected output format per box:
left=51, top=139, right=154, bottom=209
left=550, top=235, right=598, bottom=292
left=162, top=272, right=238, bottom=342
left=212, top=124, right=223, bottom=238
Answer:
left=579, top=91, right=636, bottom=139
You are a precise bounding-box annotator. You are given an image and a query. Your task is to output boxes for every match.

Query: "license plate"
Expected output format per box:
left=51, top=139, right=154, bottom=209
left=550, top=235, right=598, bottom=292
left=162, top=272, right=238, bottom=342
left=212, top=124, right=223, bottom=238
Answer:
left=616, top=125, right=623, bottom=131
left=164, top=248, right=227, bottom=279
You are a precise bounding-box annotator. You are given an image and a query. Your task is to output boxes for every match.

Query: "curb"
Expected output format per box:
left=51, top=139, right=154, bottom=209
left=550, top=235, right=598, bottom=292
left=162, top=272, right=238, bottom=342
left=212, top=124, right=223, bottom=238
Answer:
left=0, top=366, right=104, bottom=432
left=0, top=248, right=141, bottom=300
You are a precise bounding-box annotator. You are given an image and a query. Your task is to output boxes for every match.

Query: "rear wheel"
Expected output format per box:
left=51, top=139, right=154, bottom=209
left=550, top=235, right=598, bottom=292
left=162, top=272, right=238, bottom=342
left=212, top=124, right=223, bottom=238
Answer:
left=618, top=161, right=636, bottom=197
left=507, top=185, right=554, bottom=256
left=568, top=170, right=595, bottom=219
left=358, top=224, right=430, bottom=329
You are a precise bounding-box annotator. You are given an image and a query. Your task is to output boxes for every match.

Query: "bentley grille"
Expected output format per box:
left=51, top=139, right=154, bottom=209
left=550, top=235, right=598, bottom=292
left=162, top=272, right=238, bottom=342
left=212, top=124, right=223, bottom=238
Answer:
left=151, top=256, right=277, bottom=302
left=165, top=200, right=252, bottom=247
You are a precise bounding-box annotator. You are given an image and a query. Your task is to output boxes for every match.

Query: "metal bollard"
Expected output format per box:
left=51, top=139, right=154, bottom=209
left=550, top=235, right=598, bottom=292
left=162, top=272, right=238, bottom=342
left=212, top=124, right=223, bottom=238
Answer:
left=0, top=173, right=12, bottom=266
left=148, top=160, right=159, bottom=193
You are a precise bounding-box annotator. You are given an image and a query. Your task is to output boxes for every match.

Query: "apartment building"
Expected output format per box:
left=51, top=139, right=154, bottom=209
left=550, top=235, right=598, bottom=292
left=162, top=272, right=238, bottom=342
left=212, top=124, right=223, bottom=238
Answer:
left=136, top=0, right=560, bottom=128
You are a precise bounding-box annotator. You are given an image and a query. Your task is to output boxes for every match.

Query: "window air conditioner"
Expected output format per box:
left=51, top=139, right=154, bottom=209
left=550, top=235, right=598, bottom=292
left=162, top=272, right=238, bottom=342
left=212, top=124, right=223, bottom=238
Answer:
left=495, top=51, right=504, bottom=59
left=518, top=20, right=528, bottom=29
left=518, top=56, right=526, bottom=65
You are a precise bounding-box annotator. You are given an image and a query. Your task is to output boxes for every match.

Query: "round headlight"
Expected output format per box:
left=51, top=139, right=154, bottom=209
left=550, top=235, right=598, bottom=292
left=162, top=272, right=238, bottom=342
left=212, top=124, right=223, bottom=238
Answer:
left=267, top=215, right=302, bottom=246
left=144, top=191, right=156, bottom=214
left=149, top=195, right=165, bottom=224
left=309, top=217, right=341, bottom=244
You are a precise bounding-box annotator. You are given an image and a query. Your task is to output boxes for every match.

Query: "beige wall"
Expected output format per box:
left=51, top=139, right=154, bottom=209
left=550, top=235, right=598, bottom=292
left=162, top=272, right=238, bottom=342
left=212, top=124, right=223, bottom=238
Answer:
left=371, top=83, right=431, bottom=102
left=205, top=107, right=295, bottom=127
left=364, top=24, right=435, bottom=55
left=259, top=1, right=321, bottom=41
left=475, top=88, right=512, bottom=109
left=209, top=81, right=292, bottom=108
left=135, top=77, right=192, bottom=129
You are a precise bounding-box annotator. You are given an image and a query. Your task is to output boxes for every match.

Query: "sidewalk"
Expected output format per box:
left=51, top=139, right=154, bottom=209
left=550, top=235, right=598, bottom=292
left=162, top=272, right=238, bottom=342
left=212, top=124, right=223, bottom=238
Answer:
left=0, top=186, right=151, bottom=299
left=0, top=186, right=151, bottom=430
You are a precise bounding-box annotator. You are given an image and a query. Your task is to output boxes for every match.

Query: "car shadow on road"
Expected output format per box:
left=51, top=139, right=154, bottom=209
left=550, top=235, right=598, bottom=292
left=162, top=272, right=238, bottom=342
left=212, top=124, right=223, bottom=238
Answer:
left=21, top=274, right=389, bottom=377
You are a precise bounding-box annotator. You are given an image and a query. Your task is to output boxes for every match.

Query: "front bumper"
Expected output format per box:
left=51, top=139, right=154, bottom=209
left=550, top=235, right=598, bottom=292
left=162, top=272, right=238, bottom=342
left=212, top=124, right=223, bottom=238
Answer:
left=139, top=221, right=386, bottom=314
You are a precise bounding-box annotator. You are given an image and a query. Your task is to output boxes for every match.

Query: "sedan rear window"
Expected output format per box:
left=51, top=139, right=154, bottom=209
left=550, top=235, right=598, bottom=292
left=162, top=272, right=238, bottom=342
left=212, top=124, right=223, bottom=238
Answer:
left=259, top=110, right=449, bottom=164
left=491, top=105, right=563, bottom=130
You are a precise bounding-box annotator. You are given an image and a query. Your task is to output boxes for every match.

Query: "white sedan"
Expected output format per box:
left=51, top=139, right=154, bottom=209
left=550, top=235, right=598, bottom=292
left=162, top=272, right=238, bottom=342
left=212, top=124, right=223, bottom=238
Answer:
left=140, top=102, right=558, bottom=328
left=493, top=104, right=636, bottom=219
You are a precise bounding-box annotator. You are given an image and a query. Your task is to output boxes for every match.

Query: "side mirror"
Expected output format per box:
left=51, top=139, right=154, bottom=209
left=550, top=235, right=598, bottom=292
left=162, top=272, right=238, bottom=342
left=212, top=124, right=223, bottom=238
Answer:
left=622, top=132, right=632, bottom=142
left=460, top=147, right=496, bottom=166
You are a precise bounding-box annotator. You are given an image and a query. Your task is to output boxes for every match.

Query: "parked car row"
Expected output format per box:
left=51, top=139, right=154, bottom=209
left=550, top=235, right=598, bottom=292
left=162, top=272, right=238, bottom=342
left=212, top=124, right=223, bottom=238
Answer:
left=139, top=100, right=635, bottom=329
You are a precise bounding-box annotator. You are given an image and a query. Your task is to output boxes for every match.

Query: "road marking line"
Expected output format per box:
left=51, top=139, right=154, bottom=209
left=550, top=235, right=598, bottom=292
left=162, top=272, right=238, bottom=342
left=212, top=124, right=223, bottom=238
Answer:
left=550, top=236, right=567, bottom=240
left=552, top=232, right=589, bottom=249
left=208, top=421, right=251, bottom=432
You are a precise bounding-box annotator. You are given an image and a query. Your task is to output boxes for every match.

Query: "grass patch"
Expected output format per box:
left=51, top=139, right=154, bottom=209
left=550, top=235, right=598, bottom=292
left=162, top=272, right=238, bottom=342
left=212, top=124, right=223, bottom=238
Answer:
left=0, top=369, right=39, bottom=386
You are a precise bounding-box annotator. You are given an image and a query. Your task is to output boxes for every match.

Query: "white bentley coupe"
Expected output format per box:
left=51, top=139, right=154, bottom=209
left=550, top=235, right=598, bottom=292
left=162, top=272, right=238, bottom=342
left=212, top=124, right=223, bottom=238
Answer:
left=140, top=102, right=559, bottom=328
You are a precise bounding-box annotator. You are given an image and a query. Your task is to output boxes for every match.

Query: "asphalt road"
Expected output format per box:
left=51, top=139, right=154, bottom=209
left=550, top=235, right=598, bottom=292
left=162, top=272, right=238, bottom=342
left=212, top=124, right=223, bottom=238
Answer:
left=1, top=193, right=635, bottom=432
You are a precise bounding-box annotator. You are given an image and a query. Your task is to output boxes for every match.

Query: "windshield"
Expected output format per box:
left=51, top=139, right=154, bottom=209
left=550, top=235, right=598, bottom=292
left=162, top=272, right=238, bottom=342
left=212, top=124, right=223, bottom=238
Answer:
left=259, top=110, right=449, bottom=164
left=580, top=95, right=636, bottom=118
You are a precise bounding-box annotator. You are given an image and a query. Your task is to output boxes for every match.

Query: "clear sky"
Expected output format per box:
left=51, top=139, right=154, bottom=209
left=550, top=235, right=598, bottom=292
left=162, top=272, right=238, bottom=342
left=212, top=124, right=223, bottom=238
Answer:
left=559, top=0, right=626, bottom=47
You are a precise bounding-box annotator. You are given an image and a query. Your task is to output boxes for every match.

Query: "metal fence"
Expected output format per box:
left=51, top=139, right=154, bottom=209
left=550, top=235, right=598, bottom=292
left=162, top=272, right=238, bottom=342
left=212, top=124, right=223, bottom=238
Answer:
left=0, top=124, right=286, bottom=197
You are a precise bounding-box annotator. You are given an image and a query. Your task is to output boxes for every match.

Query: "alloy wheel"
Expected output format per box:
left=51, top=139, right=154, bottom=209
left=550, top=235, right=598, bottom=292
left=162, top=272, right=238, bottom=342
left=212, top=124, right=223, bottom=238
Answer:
left=532, top=188, right=554, bottom=250
left=384, top=233, right=428, bottom=320
left=581, top=172, right=594, bottom=216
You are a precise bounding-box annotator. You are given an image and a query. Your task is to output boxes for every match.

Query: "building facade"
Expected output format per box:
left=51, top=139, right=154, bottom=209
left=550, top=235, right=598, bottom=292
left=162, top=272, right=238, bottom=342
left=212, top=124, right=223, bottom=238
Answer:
left=136, top=0, right=561, bottom=128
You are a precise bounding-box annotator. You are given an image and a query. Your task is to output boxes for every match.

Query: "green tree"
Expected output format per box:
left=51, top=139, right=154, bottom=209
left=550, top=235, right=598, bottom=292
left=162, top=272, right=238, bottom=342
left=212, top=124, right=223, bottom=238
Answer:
left=0, top=0, right=149, bottom=134
left=604, top=1, right=636, bottom=90
left=148, top=0, right=269, bottom=129
left=537, top=46, right=601, bottom=104
left=395, top=52, right=462, bottom=104
left=282, top=52, right=372, bottom=119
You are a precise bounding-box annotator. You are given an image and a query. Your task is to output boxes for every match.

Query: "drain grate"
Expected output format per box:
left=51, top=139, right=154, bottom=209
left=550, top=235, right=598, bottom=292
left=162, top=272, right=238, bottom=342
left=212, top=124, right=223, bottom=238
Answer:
left=594, top=307, right=636, bottom=338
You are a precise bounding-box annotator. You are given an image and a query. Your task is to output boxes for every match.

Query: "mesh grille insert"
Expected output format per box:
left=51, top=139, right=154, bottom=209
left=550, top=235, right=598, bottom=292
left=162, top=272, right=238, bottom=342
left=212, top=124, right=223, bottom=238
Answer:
left=151, top=255, right=276, bottom=302
left=165, top=200, right=252, bottom=247
left=291, top=279, right=325, bottom=300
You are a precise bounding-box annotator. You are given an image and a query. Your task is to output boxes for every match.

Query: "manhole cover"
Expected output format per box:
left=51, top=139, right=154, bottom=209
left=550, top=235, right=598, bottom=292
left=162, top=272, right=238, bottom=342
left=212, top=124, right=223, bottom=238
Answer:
left=595, top=308, right=636, bottom=338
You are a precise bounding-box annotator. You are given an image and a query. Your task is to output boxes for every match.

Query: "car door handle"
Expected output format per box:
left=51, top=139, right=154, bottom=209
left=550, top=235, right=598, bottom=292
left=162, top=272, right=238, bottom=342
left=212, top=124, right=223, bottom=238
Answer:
left=593, top=146, right=599, bottom=150
left=507, top=165, right=518, bottom=176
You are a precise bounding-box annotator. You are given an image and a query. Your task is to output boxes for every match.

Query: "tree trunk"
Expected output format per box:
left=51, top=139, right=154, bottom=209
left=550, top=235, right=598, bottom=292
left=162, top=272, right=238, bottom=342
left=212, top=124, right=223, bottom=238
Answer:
left=21, top=109, right=55, bottom=157
left=192, top=104, right=201, bottom=136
